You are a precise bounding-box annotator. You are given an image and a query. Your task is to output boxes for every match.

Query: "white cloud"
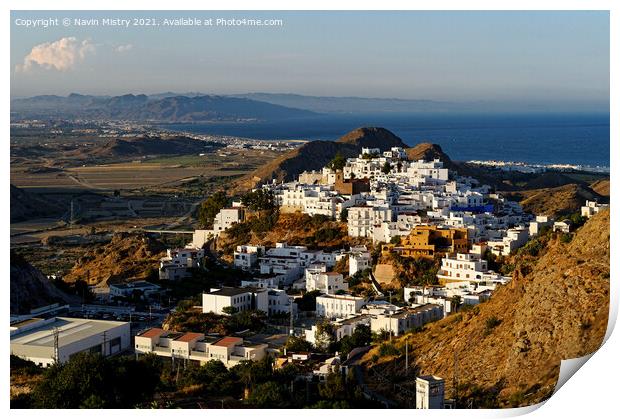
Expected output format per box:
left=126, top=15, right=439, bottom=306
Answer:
left=115, top=44, right=133, bottom=53
left=16, top=37, right=95, bottom=72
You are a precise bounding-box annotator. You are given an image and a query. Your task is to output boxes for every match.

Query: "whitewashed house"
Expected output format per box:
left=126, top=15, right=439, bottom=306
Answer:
left=202, top=287, right=268, bottom=315
left=315, top=294, right=366, bottom=319
left=436, top=253, right=510, bottom=286
left=349, top=246, right=371, bottom=276
left=581, top=200, right=609, bottom=218
left=234, top=245, right=265, bottom=270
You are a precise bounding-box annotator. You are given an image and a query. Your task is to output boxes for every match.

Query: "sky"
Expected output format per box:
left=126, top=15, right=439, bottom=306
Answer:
left=10, top=10, right=610, bottom=111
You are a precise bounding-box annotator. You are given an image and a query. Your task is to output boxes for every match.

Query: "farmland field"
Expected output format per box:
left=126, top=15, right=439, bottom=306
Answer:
left=10, top=148, right=278, bottom=192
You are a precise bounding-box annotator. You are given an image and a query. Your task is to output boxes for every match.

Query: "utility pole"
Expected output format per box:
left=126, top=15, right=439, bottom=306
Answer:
left=53, top=327, right=60, bottom=364
left=388, top=291, right=393, bottom=341
left=289, top=297, right=294, bottom=336
left=453, top=350, right=459, bottom=408
left=405, top=339, right=408, bottom=374
left=102, top=331, right=107, bottom=357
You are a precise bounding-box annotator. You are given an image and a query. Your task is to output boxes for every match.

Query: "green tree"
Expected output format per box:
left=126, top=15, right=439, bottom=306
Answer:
left=294, top=290, right=322, bottom=311
left=241, top=189, right=276, bottom=212
left=285, top=336, right=315, bottom=353
left=222, top=306, right=238, bottom=315
left=314, top=319, right=335, bottom=352
left=381, top=162, right=391, bottom=174
left=339, top=208, right=348, bottom=222
left=318, top=372, right=346, bottom=400
left=338, top=324, right=372, bottom=358
left=247, top=381, right=288, bottom=407
left=31, top=353, right=161, bottom=408
left=328, top=152, right=346, bottom=171
left=198, top=191, right=228, bottom=228
left=450, top=295, right=462, bottom=312
left=390, top=235, right=401, bottom=245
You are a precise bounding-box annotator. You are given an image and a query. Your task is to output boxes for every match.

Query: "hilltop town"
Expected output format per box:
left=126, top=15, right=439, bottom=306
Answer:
left=10, top=128, right=610, bottom=409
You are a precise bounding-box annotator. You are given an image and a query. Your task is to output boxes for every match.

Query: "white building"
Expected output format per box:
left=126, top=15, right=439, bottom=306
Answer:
left=416, top=375, right=445, bottom=409
left=159, top=247, right=205, bottom=280
left=486, top=227, right=529, bottom=256
left=202, top=287, right=268, bottom=315
left=305, top=314, right=372, bottom=345
left=347, top=205, right=392, bottom=238
left=213, top=207, right=245, bottom=234
left=257, top=243, right=343, bottom=286
left=233, top=245, right=265, bottom=270
left=349, top=246, right=371, bottom=276
left=267, top=289, right=296, bottom=316
left=134, top=330, right=267, bottom=368
left=315, top=294, right=366, bottom=319
left=581, top=200, right=609, bottom=218
left=370, top=304, right=443, bottom=337
left=553, top=220, right=573, bottom=233
left=191, top=230, right=212, bottom=248
left=10, top=317, right=131, bottom=367
left=436, top=253, right=510, bottom=286
left=529, top=215, right=553, bottom=236
left=109, top=281, right=161, bottom=300
left=306, top=269, right=348, bottom=294
left=406, top=159, right=449, bottom=186
left=404, top=284, right=492, bottom=317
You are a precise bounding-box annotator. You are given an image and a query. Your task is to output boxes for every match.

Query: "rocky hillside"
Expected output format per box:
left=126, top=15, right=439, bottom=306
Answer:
left=590, top=179, right=610, bottom=196
left=362, top=209, right=610, bottom=407
left=216, top=212, right=370, bottom=261
left=10, top=252, right=77, bottom=314
left=237, top=127, right=408, bottom=188
left=63, top=233, right=166, bottom=286
left=515, top=183, right=606, bottom=218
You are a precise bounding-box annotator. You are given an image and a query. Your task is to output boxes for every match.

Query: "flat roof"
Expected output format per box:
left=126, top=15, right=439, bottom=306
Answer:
left=317, top=294, right=364, bottom=301
left=110, top=281, right=160, bottom=290
left=10, top=317, right=44, bottom=328
left=138, top=328, right=166, bottom=338
left=176, top=332, right=204, bottom=342
left=207, top=288, right=251, bottom=297
left=10, top=317, right=127, bottom=348
left=213, top=336, right=243, bottom=347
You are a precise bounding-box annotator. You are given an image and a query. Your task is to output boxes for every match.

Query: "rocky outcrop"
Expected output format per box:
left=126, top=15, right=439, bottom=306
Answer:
left=63, top=232, right=166, bottom=286
left=239, top=127, right=408, bottom=188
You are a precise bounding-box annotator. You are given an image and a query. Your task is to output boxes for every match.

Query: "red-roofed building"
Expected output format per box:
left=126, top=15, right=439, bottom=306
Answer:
left=134, top=328, right=267, bottom=368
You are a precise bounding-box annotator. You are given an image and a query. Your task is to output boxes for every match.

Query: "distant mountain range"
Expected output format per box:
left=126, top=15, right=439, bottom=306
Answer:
left=230, top=93, right=456, bottom=113
left=11, top=91, right=609, bottom=122
left=10, top=93, right=317, bottom=122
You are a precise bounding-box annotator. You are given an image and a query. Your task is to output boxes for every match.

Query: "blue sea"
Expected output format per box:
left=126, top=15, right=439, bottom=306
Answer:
left=161, top=113, right=610, bottom=169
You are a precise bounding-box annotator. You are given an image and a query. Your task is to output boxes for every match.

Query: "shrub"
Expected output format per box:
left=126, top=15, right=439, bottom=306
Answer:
left=378, top=342, right=400, bottom=357
left=484, top=316, right=502, bottom=335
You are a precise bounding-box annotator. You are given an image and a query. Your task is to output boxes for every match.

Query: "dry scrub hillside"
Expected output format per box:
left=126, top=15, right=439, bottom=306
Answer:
left=590, top=179, right=610, bottom=196
left=216, top=212, right=370, bottom=262
left=63, top=232, right=166, bottom=286
left=362, top=209, right=610, bottom=407
left=515, top=183, right=605, bottom=218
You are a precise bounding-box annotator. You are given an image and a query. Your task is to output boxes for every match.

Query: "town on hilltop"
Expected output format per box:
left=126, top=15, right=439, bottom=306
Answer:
left=10, top=141, right=610, bottom=409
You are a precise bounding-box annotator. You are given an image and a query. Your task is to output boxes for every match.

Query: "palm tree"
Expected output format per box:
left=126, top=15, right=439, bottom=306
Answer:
left=450, top=295, right=462, bottom=313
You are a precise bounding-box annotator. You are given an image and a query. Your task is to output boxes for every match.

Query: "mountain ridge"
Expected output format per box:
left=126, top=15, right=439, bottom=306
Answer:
left=11, top=94, right=317, bottom=122
left=236, top=127, right=408, bottom=189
